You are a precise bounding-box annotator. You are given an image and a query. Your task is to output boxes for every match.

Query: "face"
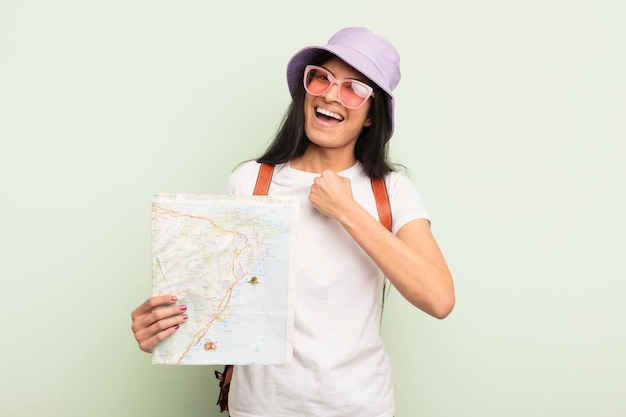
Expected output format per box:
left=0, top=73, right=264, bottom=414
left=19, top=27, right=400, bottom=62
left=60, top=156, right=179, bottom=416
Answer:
left=303, top=56, right=373, bottom=153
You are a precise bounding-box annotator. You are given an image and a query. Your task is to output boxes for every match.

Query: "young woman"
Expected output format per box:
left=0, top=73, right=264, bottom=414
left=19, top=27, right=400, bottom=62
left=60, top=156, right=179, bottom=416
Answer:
left=131, top=27, right=455, bottom=417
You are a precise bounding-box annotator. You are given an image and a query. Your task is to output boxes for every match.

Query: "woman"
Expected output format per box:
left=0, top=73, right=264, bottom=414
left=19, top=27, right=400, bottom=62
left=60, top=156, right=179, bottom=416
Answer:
left=131, top=27, right=455, bottom=417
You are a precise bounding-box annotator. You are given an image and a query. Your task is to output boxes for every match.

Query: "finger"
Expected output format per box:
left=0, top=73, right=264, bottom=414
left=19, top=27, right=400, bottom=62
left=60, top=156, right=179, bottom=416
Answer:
left=131, top=295, right=178, bottom=320
left=137, top=324, right=180, bottom=353
left=134, top=312, right=188, bottom=352
left=312, top=176, right=323, bottom=188
left=131, top=302, right=187, bottom=333
left=320, top=169, right=336, bottom=179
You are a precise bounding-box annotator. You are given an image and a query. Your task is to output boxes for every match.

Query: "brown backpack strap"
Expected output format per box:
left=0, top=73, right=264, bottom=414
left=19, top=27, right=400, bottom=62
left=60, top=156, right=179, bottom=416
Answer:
left=215, top=364, right=233, bottom=413
left=253, top=163, right=274, bottom=195
left=371, top=177, right=392, bottom=232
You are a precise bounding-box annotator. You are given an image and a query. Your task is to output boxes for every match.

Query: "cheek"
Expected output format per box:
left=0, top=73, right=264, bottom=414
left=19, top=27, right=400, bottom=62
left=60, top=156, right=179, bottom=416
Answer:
left=348, top=108, right=371, bottom=128
left=349, top=100, right=372, bottom=123
left=303, top=95, right=315, bottom=122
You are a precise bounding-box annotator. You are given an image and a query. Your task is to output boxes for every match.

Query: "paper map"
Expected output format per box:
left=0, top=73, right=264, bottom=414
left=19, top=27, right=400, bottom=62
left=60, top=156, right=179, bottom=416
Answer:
left=151, top=193, right=298, bottom=365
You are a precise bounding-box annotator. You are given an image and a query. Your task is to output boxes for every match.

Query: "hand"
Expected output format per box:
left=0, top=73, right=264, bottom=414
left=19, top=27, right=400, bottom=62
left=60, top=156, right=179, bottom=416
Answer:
left=308, top=170, right=355, bottom=220
left=130, top=295, right=188, bottom=353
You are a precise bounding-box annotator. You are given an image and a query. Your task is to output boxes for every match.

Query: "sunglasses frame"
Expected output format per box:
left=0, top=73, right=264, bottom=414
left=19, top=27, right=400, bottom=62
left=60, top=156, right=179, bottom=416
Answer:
left=303, top=65, right=375, bottom=109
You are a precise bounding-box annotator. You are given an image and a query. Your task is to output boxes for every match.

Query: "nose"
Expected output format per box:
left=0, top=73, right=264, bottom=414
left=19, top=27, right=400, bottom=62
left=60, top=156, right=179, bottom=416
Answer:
left=321, top=81, right=341, bottom=103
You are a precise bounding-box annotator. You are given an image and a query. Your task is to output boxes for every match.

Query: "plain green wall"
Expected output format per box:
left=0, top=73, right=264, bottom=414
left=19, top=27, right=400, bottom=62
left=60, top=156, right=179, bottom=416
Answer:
left=1, top=1, right=624, bottom=416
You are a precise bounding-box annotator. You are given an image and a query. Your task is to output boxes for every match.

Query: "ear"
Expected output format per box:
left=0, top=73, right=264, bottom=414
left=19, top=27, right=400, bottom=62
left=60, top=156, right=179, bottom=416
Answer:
left=363, top=103, right=374, bottom=127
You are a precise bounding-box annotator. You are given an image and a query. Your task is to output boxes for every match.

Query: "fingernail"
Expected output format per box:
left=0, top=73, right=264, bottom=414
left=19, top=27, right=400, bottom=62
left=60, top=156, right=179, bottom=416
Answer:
left=181, top=314, right=188, bottom=320
left=170, top=296, right=178, bottom=302
left=174, top=325, right=180, bottom=330
left=179, top=305, right=187, bottom=311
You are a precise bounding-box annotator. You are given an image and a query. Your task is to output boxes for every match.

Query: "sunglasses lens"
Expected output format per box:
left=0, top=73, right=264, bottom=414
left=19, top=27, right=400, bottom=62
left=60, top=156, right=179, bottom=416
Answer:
left=340, top=82, right=370, bottom=108
left=306, top=68, right=331, bottom=94
left=304, top=66, right=372, bottom=109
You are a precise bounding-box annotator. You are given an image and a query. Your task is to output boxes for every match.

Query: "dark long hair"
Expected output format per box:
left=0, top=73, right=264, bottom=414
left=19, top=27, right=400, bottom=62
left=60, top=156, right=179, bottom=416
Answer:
left=257, top=53, right=395, bottom=179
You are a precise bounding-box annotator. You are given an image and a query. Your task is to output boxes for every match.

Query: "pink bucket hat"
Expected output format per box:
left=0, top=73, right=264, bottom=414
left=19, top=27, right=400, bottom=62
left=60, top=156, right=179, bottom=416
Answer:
left=286, top=27, right=401, bottom=138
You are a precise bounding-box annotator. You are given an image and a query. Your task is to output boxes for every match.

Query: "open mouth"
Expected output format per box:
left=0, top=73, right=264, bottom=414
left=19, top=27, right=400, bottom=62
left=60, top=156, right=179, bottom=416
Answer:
left=316, top=107, right=344, bottom=122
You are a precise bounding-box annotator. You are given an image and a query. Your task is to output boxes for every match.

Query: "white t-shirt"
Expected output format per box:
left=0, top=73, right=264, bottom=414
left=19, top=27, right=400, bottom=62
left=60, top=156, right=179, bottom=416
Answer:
left=224, top=161, right=429, bottom=417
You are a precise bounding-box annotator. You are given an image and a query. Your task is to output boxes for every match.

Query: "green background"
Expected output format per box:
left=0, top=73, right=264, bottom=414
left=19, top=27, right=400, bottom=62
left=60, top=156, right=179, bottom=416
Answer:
left=1, top=1, right=624, bottom=416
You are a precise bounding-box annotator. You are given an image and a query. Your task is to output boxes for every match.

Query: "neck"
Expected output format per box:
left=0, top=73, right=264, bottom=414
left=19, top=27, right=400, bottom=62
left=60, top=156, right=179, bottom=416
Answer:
left=290, top=144, right=357, bottom=173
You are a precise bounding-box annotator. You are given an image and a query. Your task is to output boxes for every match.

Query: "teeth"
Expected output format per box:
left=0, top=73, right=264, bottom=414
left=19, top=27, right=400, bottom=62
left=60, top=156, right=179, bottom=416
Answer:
left=316, top=107, right=344, bottom=121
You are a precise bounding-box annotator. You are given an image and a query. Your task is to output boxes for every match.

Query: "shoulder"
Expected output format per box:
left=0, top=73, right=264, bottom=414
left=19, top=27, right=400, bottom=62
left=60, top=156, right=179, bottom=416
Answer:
left=384, top=170, right=431, bottom=231
left=384, top=170, right=419, bottom=195
left=223, top=160, right=262, bottom=195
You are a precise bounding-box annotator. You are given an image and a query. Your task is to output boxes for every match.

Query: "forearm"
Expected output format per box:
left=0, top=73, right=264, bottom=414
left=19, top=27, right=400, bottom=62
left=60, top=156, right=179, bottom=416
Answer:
left=338, top=202, right=455, bottom=319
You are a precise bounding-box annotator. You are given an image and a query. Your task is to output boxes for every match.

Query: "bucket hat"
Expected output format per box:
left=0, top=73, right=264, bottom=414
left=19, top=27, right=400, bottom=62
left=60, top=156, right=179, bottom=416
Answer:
left=286, top=27, right=401, bottom=138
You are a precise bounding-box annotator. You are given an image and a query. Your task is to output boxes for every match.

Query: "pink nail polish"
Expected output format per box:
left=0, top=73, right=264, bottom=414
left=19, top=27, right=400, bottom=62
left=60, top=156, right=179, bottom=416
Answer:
left=170, top=296, right=178, bottom=302
left=179, top=305, right=187, bottom=311
left=181, top=314, right=188, bottom=320
left=174, top=325, right=180, bottom=330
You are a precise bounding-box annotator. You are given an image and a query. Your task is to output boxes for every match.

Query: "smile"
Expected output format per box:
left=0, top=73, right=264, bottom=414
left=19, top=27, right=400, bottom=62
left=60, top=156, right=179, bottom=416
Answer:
left=316, top=107, right=344, bottom=122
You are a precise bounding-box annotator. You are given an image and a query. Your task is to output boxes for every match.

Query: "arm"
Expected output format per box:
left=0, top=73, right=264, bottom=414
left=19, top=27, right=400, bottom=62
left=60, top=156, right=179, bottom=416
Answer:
left=309, top=171, right=455, bottom=319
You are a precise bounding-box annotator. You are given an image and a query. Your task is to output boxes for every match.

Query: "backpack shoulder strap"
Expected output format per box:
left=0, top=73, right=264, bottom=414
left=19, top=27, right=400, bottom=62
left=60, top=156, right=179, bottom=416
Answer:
left=371, top=177, right=392, bottom=232
left=253, top=163, right=274, bottom=195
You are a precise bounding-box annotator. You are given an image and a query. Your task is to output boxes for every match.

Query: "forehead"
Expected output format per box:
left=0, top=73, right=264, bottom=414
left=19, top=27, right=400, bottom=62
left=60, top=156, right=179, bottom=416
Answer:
left=319, top=56, right=368, bottom=80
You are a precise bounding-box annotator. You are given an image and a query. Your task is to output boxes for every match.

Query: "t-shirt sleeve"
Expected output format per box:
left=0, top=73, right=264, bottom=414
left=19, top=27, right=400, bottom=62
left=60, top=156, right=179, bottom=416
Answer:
left=387, top=172, right=430, bottom=234
left=223, top=160, right=261, bottom=195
